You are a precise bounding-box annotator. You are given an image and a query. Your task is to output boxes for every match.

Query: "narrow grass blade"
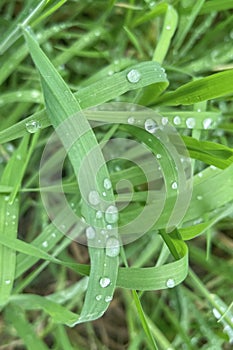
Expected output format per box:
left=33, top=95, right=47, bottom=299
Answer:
left=157, top=69, right=233, bottom=106
left=5, top=303, right=49, bottom=350
left=0, top=136, right=29, bottom=307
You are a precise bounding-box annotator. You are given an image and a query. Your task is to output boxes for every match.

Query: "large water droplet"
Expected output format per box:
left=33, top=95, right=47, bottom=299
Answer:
left=144, top=119, right=158, bottom=133
left=173, top=116, right=181, bottom=125
left=25, top=120, right=41, bottom=133
left=103, top=178, right=112, bottom=190
left=105, top=205, right=119, bottom=224
left=106, top=237, right=120, bottom=257
left=99, top=277, right=111, bottom=288
left=126, top=69, right=141, bottom=83
left=186, top=118, right=196, bottom=129
left=203, top=118, right=212, bottom=129
left=86, top=226, right=96, bottom=239
left=88, top=190, right=100, bottom=205
left=166, top=278, right=175, bottom=288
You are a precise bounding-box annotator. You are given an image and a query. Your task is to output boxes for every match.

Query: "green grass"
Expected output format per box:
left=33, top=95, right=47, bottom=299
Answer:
left=0, top=0, right=233, bottom=349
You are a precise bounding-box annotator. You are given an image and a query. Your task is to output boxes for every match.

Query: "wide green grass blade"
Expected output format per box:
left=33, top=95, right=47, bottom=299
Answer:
left=22, top=25, right=119, bottom=324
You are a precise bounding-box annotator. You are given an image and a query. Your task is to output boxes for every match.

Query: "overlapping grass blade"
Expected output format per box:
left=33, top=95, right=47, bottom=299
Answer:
left=0, top=136, right=29, bottom=307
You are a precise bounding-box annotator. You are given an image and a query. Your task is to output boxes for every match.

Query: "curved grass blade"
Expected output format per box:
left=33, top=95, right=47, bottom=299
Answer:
left=22, top=25, right=118, bottom=324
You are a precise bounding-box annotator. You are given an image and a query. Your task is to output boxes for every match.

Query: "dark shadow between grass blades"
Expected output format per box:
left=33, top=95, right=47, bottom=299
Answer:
left=39, top=103, right=193, bottom=247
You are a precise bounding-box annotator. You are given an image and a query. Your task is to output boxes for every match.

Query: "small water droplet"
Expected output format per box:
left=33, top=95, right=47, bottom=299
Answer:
left=12, top=215, right=16, bottom=219
left=105, top=296, right=113, bottom=302
left=31, top=90, right=40, bottom=98
left=197, top=195, right=203, bottom=200
left=203, top=118, right=212, bottom=129
left=198, top=172, right=203, bottom=178
left=128, top=116, right=135, bottom=124
left=95, top=294, right=102, bottom=301
left=102, top=191, right=107, bottom=197
left=106, top=237, right=120, bottom=257
left=16, top=92, right=22, bottom=98
left=126, top=69, right=141, bottom=83
left=5, top=280, right=11, bottom=285
left=86, top=226, right=96, bottom=240
left=144, top=119, right=158, bottom=133
left=166, top=25, right=171, bottom=30
left=161, top=117, right=168, bottom=125
left=213, top=308, right=221, bottom=320
left=108, top=70, right=114, bottom=76
left=107, top=224, right=112, bottom=230
left=96, top=210, right=103, bottom=219
left=88, top=190, right=100, bottom=205
left=25, top=120, right=41, bottom=133
left=166, top=278, right=175, bottom=288
left=42, top=241, right=48, bottom=248
left=103, top=178, right=112, bottom=190
left=16, top=154, right=22, bottom=160
left=5, top=196, right=9, bottom=201
left=171, top=181, right=178, bottom=190
left=186, top=117, right=196, bottom=129
left=156, top=154, right=162, bottom=159
left=105, top=205, right=119, bottom=224
left=99, top=277, right=111, bottom=288
left=51, top=232, right=56, bottom=238
left=210, top=165, right=217, bottom=170
left=173, top=116, right=181, bottom=125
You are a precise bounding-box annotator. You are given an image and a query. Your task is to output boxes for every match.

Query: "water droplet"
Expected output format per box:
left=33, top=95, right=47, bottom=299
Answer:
left=103, top=178, right=112, bottom=190
left=88, top=190, right=100, bottom=205
left=107, top=224, right=112, bottom=230
left=106, top=237, right=120, bottom=257
left=86, top=226, right=96, bottom=240
left=99, top=277, right=111, bottom=288
left=105, top=205, right=119, bottom=224
left=203, top=118, right=212, bottom=129
left=156, top=154, right=162, bottom=159
left=128, top=116, right=135, bottom=124
left=198, top=172, right=203, bottom=178
left=96, top=210, right=103, bottom=219
left=108, top=70, right=114, bottom=76
left=31, top=90, right=40, bottom=98
left=197, top=108, right=201, bottom=112
left=166, top=278, right=175, bottom=288
left=186, top=117, right=196, bottom=129
left=12, top=215, right=16, bottom=219
left=197, top=195, right=203, bottom=201
left=173, top=116, right=181, bottom=125
left=16, top=154, right=22, bottom=160
left=210, top=165, right=217, bottom=170
left=95, top=294, right=102, bottom=301
left=161, top=117, right=168, bottom=125
left=171, top=181, right=178, bottom=190
left=102, top=191, right=107, bottom=197
left=5, top=196, right=9, bottom=202
left=25, top=120, right=41, bottom=133
left=5, top=280, right=11, bottom=285
left=105, top=296, right=113, bottom=302
left=126, top=69, right=141, bottom=83
left=42, top=241, right=48, bottom=248
left=213, top=308, right=221, bottom=320
left=144, top=119, right=158, bottom=133
left=51, top=232, right=56, bottom=238
left=166, top=25, right=171, bottom=30
left=16, top=92, right=22, bottom=98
